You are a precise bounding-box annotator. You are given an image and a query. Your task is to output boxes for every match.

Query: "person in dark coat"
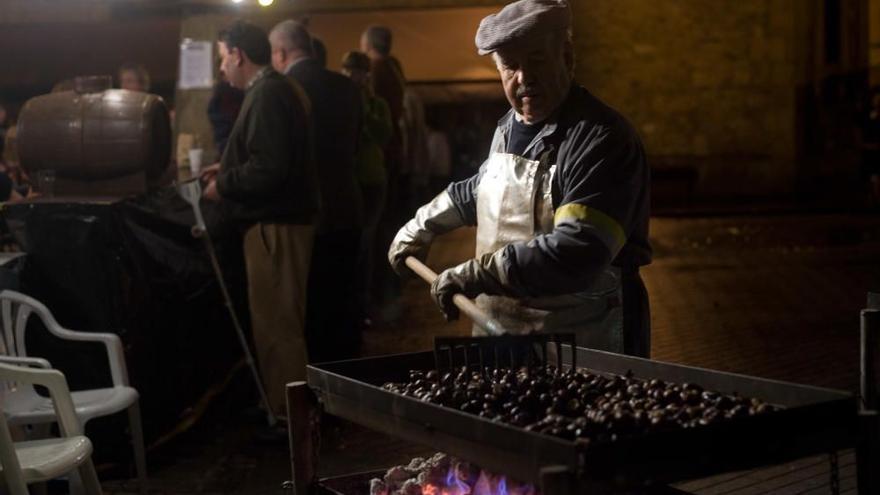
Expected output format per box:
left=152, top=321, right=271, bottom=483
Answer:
left=361, top=24, right=408, bottom=316
left=270, top=19, right=365, bottom=361
left=201, top=20, right=319, bottom=417
left=342, top=50, right=394, bottom=330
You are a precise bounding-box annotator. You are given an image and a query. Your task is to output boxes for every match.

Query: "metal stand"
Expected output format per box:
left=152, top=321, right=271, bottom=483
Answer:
left=829, top=451, right=840, bottom=495
left=286, top=381, right=321, bottom=495
left=177, top=178, right=276, bottom=427
left=857, top=295, right=880, bottom=495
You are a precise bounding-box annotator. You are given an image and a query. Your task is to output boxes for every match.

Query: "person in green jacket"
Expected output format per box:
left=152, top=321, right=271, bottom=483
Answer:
left=342, top=50, right=393, bottom=327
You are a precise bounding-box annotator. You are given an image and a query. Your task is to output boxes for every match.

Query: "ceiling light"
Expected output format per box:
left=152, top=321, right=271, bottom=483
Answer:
left=258, top=0, right=274, bottom=5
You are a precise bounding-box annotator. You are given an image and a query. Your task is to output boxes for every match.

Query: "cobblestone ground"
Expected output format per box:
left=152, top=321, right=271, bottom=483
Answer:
left=100, top=213, right=880, bottom=494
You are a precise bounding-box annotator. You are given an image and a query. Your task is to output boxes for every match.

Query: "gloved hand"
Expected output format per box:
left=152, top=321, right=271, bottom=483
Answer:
left=388, top=191, right=465, bottom=278
left=430, top=251, right=509, bottom=321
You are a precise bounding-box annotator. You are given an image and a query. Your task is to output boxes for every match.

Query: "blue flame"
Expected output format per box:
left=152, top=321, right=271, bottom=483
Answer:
left=497, top=476, right=508, bottom=495
left=444, top=464, right=473, bottom=495
left=445, top=466, right=456, bottom=487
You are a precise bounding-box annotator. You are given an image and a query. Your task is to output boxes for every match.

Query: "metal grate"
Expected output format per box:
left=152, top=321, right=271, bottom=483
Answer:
left=433, top=333, right=576, bottom=373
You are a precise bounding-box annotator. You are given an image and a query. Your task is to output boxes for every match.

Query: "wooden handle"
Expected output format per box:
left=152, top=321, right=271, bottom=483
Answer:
left=405, top=257, right=506, bottom=336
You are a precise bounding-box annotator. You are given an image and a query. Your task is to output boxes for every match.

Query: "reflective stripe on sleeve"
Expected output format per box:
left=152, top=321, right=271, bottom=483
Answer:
left=553, top=203, right=626, bottom=255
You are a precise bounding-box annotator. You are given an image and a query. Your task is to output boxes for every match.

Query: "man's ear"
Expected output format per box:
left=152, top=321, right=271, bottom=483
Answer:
left=233, top=47, right=245, bottom=67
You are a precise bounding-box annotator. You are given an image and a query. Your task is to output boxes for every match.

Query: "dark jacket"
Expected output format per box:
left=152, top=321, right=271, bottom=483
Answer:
left=287, top=59, right=364, bottom=233
left=217, top=69, right=319, bottom=227
left=447, top=84, right=651, bottom=298
left=370, top=55, right=406, bottom=170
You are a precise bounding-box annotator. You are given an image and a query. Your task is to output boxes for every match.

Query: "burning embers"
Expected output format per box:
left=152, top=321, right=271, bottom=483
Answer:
left=382, top=366, right=782, bottom=445
left=370, top=453, right=537, bottom=495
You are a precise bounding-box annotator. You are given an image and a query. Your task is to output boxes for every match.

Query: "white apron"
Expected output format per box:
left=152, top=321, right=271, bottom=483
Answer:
left=473, top=151, right=624, bottom=353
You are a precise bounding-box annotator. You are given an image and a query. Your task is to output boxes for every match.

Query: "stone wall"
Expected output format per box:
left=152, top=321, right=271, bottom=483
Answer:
left=571, top=0, right=803, bottom=196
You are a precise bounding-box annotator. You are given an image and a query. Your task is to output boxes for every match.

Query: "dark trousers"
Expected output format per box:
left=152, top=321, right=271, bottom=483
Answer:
left=356, top=184, right=387, bottom=318
left=305, top=228, right=362, bottom=362
left=622, top=269, right=651, bottom=358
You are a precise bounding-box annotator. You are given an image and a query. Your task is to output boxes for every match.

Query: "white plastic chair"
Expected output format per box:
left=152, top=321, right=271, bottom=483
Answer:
left=0, top=360, right=103, bottom=495
left=0, top=290, right=146, bottom=494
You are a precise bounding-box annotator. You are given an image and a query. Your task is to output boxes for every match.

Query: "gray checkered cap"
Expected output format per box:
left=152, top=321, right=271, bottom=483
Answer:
left=475, top=0, right=572, bottom=55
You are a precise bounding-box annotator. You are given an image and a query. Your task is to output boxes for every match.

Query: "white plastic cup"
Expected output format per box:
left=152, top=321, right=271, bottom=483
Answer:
left=188, top=148, right=204, bottom=176
left=36, top=169, right=56, bottom=197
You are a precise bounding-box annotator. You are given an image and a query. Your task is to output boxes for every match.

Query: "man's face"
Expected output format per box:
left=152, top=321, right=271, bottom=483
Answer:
left=119, top=70, right=145, bottom=92
left=359, top=32, right=369, bottom=54
left=493, top=34, right=573, bottom=124
left=218, top=41, right=245, bottom=90
left=269, top=35, right=286, bottom=73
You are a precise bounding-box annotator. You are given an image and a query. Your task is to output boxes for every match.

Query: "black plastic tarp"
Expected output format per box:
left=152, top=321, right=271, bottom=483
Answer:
left=2, top=188, right=248, bottom=461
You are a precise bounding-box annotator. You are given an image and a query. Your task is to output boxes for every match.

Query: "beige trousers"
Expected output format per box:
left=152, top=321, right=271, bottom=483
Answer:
left=243, top=222, right=314, bottom=416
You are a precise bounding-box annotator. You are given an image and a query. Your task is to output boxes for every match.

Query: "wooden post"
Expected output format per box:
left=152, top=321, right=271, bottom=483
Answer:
left=287, top=381, right=319, bottom=495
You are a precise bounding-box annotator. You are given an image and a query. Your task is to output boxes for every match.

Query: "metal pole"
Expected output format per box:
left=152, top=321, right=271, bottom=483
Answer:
left=857, top=307, right=880, bottom=494
left=862, top=309, right=880, bottom=411
left=405, top=257, right=507, bottom=336
left=177, top=179, right=276, bottom=428
left=202, top=230, right=276, bottom=427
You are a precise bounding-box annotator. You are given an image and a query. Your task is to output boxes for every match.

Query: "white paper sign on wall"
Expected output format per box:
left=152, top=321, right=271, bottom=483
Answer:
left=178, top=39, right=214, bottom=90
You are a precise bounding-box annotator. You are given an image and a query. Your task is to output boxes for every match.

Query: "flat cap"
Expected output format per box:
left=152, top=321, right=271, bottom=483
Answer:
left=475, top=0, right=571, bottom=55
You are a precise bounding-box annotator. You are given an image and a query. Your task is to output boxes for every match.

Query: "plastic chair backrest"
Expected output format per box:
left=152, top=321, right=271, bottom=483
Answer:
left=0, top=293, right=37, bottom=362
left=0, top=362, right=81, bottom=435
left=0, top=362, right=82, bottom=495
left=0, top=292, right=46, bottom=394
left=0, top=289, right=130, bottom=388
left=0, top=402, right=28, bottom=494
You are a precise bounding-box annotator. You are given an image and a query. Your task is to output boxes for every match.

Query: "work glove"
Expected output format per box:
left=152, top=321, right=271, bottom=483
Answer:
left=430, top=250, right=509, bottom=321
left=388, top=190, right=465, bottom=278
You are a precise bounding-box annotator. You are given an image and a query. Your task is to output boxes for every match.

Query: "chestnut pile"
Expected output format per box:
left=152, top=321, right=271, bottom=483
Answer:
left=382, top=366, right=781, bottom=445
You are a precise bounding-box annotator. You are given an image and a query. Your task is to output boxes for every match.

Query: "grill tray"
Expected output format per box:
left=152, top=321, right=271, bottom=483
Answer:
left=307, top=346, right=856, bottom=492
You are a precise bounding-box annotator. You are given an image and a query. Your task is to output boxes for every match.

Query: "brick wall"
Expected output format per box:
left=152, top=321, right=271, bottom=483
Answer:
left=570, top=0, right=804, bottom=196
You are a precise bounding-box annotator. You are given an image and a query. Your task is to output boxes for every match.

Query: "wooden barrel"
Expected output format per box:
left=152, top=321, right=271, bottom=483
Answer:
left=17, top=89, right=172, bottom=181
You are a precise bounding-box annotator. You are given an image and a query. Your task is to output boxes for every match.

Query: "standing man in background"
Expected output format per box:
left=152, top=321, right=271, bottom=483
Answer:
left=270, top=19, right=364, bottom=361
left=201, top=20, right=319, bottom=418
left=341, top=50, right=394, bottom=332
left=361, top=25, right=408, bottom=318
